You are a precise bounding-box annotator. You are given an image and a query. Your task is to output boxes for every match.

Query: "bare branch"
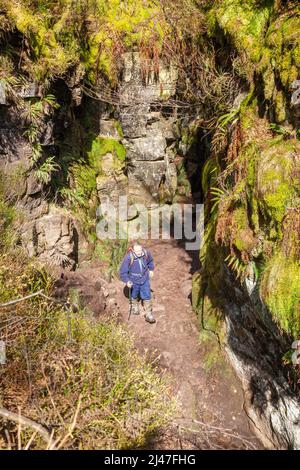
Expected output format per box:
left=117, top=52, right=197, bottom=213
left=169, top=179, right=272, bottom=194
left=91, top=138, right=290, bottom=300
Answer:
left=0, top=406, right=54, bottom=448
left=0, top=290, right=44, bottom=308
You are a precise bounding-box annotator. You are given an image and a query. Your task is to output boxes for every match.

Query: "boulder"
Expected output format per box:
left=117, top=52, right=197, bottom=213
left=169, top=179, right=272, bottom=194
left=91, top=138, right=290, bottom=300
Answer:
left=125, top=133, right=166, bottom=161
left=21, top=208, right=76, bottom=269
left=128, top=160, right=167, bottom=204
left=99, top=119, right=122, bottom=141
left=0, top=129, right=32, bottom=163
left=53, top=272, right=107, bottom=317
left=96, top=158, right=128, bottom=207
left=224, top=290, right=300, bottom=449
left=39, top=120, right=54, bottom=146
left=120, top=104, right=149, bottom=139
left=26, top=172, right=43, bottom=196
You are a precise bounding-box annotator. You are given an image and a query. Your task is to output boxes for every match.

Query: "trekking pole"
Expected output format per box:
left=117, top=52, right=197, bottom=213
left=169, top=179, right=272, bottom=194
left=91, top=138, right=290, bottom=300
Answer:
left=128, top=286, right=132, bottom=321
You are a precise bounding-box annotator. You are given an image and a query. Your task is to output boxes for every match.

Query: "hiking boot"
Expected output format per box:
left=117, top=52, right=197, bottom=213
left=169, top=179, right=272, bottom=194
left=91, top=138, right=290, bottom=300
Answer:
left=131, top=299, right=140, bottom=315
left=143, top=300, right=156, bottom=324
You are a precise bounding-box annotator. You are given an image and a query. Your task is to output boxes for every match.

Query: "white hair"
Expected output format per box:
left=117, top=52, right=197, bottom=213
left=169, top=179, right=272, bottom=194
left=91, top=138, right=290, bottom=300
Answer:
left=133, top=242, right=143, bottom=251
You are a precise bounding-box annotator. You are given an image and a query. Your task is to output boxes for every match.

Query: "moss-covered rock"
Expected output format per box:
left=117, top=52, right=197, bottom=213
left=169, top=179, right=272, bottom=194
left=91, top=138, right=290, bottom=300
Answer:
left=65, top=135, right=126, bottom=207
left=88, top=136, right=126, bottom=166
left=2, top=0, right=168, bottom=82
left=3, top=0, right=78, bottom=80
left=208, top=0, right=273, bottom=64
left=260, top=252, right=300, bottom=337
left=231, top=205, right=257, bottom=254
left=255, top=137, right=299, bottom=227
left=259, top=11, right=300, bottom=90
left=282, top=207, right=300, bottom=260
left=200, top=2, right=300, bottom=340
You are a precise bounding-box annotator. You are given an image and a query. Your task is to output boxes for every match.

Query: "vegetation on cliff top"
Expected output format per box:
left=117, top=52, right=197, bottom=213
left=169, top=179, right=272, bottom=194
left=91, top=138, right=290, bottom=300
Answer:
left=0, top=0, right=168, bottom=83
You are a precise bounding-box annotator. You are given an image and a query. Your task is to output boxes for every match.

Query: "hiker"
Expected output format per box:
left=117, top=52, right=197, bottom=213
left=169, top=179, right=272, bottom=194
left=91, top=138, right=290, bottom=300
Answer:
left=119, top=243, right=156, bottom=324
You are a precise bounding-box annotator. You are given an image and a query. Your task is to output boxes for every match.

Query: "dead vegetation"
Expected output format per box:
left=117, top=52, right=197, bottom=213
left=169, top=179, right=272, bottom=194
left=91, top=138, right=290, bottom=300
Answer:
left=0, top=244, right=175, bottom=449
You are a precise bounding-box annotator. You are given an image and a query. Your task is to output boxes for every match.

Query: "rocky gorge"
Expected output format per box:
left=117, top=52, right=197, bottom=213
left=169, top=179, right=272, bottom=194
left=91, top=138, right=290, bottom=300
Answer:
left=0, top=0, right=299, bottom=450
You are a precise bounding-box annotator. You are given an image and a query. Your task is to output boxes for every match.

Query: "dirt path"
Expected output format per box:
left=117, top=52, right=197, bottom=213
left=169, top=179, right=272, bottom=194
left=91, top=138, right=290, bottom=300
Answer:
left=113, top=239, right=261, bottom=449
left=58, top=238, right=261, bottom=449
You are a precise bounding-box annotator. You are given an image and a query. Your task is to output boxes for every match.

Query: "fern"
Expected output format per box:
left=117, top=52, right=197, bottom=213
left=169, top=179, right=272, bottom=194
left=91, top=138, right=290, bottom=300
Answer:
left=31, top=142, right=43, bottom=164
left=59, top=187, right=86, bottom=207
left=49, top=247, right=73, bottom=268
left=210, top=186, right=228, bottom=213
left=201, top=158, right=218, bottom=196
left=35, top=157, right=60, bottom=184
left=217, top=108, right=239, bottom=131
left=269, top=123, right=290, bottom=136
left=43, top=94, right=60, bottom=109
left=225, top=253, right=247, bottom=280
left=22, top=100, right=44, bottom=124
left=23, top=124, right=39, bottom=144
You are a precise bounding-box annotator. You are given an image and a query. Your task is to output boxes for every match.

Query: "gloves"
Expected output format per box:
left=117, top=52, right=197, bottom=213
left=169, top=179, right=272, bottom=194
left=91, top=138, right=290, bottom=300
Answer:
left=127, top=281, right=133, bottom=288
left=149, top=270, right=154, bottom=278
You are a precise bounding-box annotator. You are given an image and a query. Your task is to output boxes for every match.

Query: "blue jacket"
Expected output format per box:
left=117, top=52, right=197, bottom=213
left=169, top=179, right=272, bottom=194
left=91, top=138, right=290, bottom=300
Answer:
left=119, top=250, right=154, bottom=285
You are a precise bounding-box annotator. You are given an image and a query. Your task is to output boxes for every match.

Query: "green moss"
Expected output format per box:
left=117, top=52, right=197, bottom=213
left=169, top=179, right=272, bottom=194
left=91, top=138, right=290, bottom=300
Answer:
left=250, top=196, right=259, bottom=232
left=245, top=143, right=258, bottom=187
left=0, top=200, right=15, bottom=233
left=88, top=136, right=126, bottom=167
left=197, top=296, right=226, bottom=371
left=263, top=181, right=291, bottom=223
left=240, top=93, right=257, bottom=135
left=293, top=43, right=300, bottom=66
left=260, top=252, right=300, bottom=337
left=240, top=142, right=260, bottom=232
left=114, top=120, right=124, bottom=138
left=58, top=134, right=126, bottom=227
left=198, top=2, right=300, bottom=356
left=3, top=0, right=167, bottom=82
left=282, top=209, right=300, bottom=261
left=192, top=270, right=206, bottom=313
left=201, top=157, right=218, bottom=196
left=231, top=205, right=256, bottom=254
left=208, top=0, right=272, bottom=63
left=274, top=90, right=286, bottom=124
left=4, top=1, right=78, bottom=79
left=202, top=234, right=226, bottom=295
left=0, top=171, right=17, bottom=249
left=259, top=10, right=300, bottom=93
left=255, top=137, right=298, bottom=226
left=208, top=0, right=299, bottom=127
left=83, top=0, right=167, bottom=83
left=71, top=136, right=125, bottom=201
left=263, top=68, right=275, bottom=101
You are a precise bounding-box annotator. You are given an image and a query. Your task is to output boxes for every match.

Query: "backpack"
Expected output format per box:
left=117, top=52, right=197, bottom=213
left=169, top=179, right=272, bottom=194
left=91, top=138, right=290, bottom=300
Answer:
left=127, top=247, right=149, bottom=266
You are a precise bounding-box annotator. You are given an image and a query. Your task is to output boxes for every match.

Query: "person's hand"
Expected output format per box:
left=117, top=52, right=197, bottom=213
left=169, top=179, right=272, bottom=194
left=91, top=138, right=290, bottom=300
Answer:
left=127, top=281, right=133, bottom=288
left=149, top=270, right=154, bottom=278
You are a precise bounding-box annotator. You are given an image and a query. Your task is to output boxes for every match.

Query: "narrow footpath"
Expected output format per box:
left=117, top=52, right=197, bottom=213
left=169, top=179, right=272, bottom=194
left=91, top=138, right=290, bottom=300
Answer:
left=113, top=239, right=261, bottom=449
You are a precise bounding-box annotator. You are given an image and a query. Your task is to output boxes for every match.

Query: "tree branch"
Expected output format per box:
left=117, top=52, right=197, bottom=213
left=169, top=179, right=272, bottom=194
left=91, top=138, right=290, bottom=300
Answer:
left=0, top=290, right=44, bottom=308
left=0, top=406, right=54, bottom=448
